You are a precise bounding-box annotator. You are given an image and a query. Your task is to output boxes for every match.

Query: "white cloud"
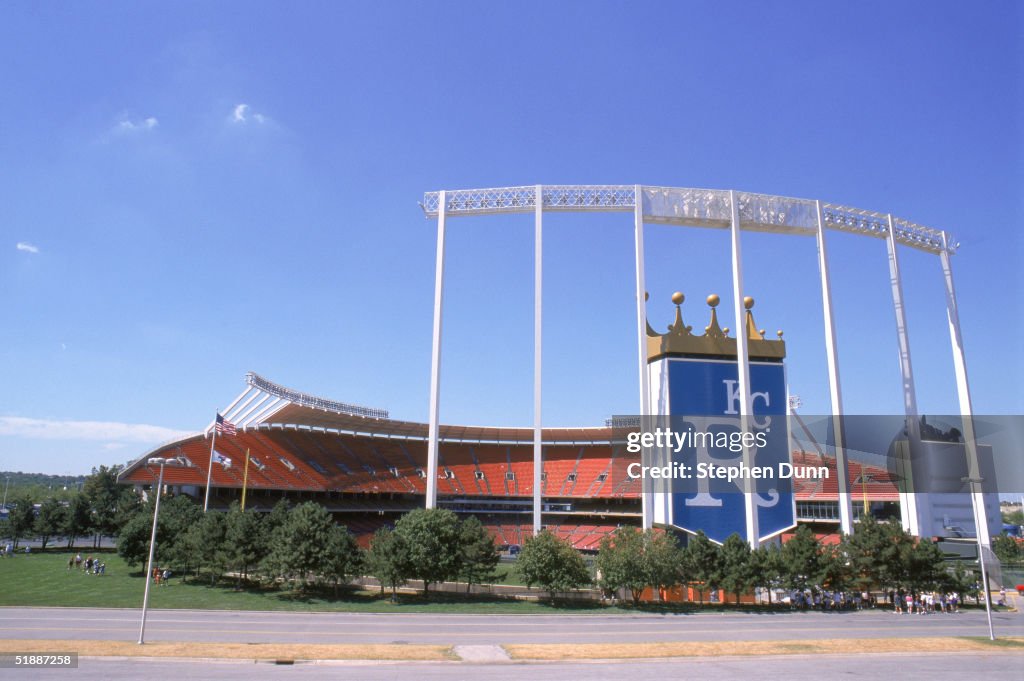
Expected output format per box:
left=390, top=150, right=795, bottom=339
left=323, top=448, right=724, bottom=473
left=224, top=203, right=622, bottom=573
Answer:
left=231, top=103, right=267, bottom=125
left=0, top=416, right=191, bottom=443
left=16, top=242, right=39, bottom=254
left=113, top=116, right=159, bottom=134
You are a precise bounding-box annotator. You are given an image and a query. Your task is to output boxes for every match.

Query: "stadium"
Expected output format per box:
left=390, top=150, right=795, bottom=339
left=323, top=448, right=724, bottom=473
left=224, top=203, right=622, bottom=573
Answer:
left=118, top=184, right=987, bottom=557
left=117, top=371, right=903, bottom=551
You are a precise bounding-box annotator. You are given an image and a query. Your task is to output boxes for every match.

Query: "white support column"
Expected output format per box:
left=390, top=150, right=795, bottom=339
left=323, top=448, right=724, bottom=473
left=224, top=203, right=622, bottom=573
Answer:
left=939, top=233, right=991, bottom=548
left=533, top=185, right=543, bottom=536
left=729, top=190, right=759, bottom=547
left=635, top=185, right=654, bottom=530
left=886, top=214, right=921, bottom=535
left=425, top=191, right=447, bottom=509
left=815, top=201, right=854, bottom=535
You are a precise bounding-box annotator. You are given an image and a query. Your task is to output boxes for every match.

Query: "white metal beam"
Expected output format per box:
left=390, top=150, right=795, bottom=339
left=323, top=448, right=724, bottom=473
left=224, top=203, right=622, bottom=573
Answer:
left=235, top=393, right=271, bottom=430
left=730, top=190, right=759, bottom=547
left=203, top=387, right=252, bottom=436
left=815, top=200, right=854, bottom=535
left=425, top=191, right=447, bottom=509
left=635, top=185, right=654, bottom=530
left=421, top=186, right=953, bottom=255
left=886, top=214, right=921, bottom=535
left=939, top=232, right=990, bottom=548
left=226, top=390, right=261, bottom=425
left=242, top=397, right=284, bottom=428
left=533, top=185, right=543, bottom=536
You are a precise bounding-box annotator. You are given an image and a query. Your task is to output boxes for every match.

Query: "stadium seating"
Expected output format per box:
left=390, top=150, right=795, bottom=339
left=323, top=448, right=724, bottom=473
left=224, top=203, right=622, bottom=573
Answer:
left=119, top=422, right=899, bottom=549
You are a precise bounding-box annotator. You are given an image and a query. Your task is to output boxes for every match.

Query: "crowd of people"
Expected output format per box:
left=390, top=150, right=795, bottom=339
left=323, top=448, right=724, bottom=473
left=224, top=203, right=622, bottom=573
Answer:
left=66, top=553, right=106, bottom=575
left=784, top=588, right=973, bottom=613
left=890, top=589, right=961, bottom=614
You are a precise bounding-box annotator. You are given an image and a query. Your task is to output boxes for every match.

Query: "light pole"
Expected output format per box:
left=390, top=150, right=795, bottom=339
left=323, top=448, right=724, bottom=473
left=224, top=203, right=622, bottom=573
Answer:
left=963, top=475, right=995, bottom=641
left=2, top=476, right=9, bottom=511
left=138, top=456, right=187, bottom=645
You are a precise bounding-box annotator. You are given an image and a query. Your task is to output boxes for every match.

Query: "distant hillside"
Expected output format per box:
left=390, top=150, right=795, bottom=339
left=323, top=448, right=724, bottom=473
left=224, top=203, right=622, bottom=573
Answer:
left=0, top=471, right=88, bottom=496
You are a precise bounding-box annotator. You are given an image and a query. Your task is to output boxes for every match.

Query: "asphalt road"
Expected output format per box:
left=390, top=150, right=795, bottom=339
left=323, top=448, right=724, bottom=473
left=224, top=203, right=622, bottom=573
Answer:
left=1, top=606, right=1021, bottom=645
left=10, top=653, right=1023, bottom=681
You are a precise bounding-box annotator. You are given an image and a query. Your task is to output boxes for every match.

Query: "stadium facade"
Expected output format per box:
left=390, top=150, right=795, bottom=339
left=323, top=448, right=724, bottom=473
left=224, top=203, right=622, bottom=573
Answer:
left=120, top=184, right=996, bottom=552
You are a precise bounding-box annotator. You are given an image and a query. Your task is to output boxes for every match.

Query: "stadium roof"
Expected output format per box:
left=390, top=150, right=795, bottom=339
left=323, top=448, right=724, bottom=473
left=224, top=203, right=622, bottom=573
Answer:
left=206, top=372, right=615, bottom=445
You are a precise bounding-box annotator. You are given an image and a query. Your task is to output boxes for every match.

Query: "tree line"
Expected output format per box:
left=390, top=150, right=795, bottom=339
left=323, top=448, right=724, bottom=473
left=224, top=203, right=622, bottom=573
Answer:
left=116, top=500, right=502, bottom=597
left=112, top=496, right=583, bottom=599
left=0, top=466, right=139, bottom=549
left=590, top=517, right=981, bottom=606
left=6, top=474, right=984, bottom=607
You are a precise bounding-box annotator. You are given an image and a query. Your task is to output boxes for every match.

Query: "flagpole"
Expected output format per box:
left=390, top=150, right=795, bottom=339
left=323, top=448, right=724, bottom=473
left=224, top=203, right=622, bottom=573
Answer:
left=203, top=418, right=218, bottom=512
left=861, top=464, right=869, bottom=516
left=241, top=449, right=250, bottom=512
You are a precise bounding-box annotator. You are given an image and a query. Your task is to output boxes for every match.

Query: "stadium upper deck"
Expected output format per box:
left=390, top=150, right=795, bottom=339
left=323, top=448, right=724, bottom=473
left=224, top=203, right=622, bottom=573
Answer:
left=119, top=373, right=898, bottom=507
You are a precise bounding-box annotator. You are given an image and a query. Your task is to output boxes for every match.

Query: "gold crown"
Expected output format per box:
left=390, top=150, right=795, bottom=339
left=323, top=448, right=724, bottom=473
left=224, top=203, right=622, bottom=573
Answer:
left=647, top=292, right=786, bottom=362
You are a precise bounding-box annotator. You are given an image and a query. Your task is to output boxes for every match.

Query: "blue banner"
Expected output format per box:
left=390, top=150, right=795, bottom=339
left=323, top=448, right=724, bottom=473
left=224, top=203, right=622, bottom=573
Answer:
left=667, top=359, right=795, bottom=544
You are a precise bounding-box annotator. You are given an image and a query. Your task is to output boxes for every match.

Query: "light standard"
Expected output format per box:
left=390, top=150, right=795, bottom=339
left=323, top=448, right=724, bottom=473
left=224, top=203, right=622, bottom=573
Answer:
left=138, top=456, right=187, bottom=645
left=963, top=475, right=995, bottom=641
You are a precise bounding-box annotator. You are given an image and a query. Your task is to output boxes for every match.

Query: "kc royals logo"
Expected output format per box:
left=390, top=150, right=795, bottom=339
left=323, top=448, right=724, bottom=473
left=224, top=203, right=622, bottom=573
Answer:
left=667, top=359, right=795, bottom=543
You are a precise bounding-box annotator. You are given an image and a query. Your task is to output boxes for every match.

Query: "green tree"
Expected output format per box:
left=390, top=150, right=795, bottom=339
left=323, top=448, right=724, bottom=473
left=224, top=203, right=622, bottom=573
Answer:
left=819, top=542, right=852, bottom=593
left=1002, top=508, right=1023, bottom=527
left=6, top=493, right=35, bottom=548
left=258, top=499, right=291, bottom=570
left=780, top=525, right=824, bottom=596
left=321, top=525, right=363, bottom=597
left=157, top=494, right=202, bottom=540
left=645, top=529, right=685, bottom=599
left=879, top=521, right=920, bottom=593
left=750, top=543, right=784, bottom=604
left=596, top=526, right=648, bottom=605
left=114, top=487, right=142, bottom=535
left=685, top=531, right=722, bottom=604
left=169, top=520, right=204, bottom=581
left=992, top=534, right=1022, bottom=563
left=223, top=502, right=266, bottom=585
left=719, top=533, right=753, bottom=605
left=170, top=509, right=227, bottom=584
left=515, top=530, right=590, bottom=600
left=946, top=561, right=978, bottom=602
left=905, top=539, right=944, bottom=595
left=116, top=510, right=153, bottom=568
left=115, top=493, right=201, bottom=570
left=366, top=527, right=409, bottom=600
left=392, top=508, right=462, bottom=596
left=198, top=509, right=228, bottom=583
left=843, top=515, right=890, bottom=594
left=266, top=502, right=350, bottom=591
left=82, top=465, right=126, bottom=547
left=33, top=497, right=66, bottom=550
left=262, top=499, right=292, bottom=536
left=62, top=493, right=93, bottom=549
left=458, top=516, right=500, bottom=593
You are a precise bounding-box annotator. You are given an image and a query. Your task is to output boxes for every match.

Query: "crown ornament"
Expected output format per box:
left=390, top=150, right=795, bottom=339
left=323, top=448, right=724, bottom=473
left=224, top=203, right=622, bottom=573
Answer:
left=647, top=292, right=785, bottom=362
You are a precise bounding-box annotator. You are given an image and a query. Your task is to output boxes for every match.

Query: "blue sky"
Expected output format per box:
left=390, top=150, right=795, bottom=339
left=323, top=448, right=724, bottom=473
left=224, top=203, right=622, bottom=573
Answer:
left=2, top=1, right=1021, bottom=475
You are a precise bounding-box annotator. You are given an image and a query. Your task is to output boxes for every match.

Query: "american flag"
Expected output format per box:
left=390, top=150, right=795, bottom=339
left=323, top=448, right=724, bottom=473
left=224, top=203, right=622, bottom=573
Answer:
left=215, top=413, right=237, bottom=436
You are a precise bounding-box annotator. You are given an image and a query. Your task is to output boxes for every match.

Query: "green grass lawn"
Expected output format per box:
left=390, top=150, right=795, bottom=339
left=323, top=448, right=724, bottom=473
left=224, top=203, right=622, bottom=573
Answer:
left=8, top=550, right=965, bottom=616
left=0, top=550, right=611, bottom=614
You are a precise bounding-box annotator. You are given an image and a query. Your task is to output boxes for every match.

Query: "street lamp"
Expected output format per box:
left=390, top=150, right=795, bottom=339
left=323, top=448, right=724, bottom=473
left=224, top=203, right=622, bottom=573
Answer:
left=138, top=456, right=188, bottom=645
